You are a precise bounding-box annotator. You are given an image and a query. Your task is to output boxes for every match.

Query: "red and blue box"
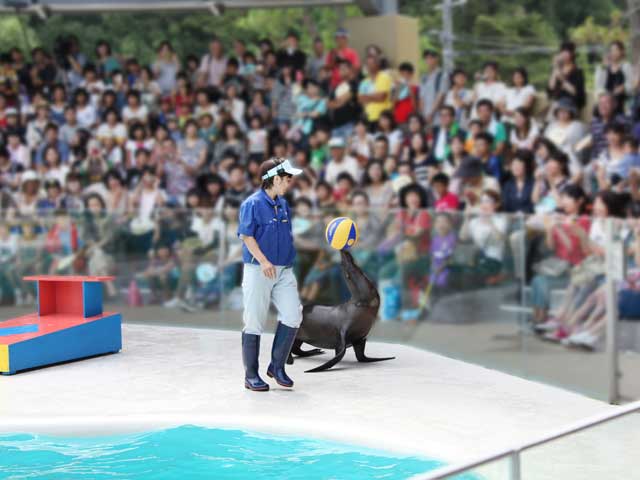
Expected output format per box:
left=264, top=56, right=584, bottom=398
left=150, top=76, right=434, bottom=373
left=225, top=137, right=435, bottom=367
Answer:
left=0, top=276, right=122, bottom=375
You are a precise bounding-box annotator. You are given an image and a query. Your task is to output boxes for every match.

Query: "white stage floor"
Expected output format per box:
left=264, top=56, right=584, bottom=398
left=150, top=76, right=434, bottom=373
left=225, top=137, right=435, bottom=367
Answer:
left=0, top=324, right=638, bottom=479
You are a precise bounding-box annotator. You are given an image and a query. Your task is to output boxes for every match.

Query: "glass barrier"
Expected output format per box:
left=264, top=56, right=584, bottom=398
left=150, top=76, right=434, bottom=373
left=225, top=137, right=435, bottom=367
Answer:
left=519, top=411, right=640, bottom=479
left=609, top=218, right=640, bottom=401
left=1, top=207, right=639, bottom=402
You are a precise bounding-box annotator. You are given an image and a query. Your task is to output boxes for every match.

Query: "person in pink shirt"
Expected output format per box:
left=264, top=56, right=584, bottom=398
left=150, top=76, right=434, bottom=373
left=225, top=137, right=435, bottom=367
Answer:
left=328, top=28, right=361, bottom=88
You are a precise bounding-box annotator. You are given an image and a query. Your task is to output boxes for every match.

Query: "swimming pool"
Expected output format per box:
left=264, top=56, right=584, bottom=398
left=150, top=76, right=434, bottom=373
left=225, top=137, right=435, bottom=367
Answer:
left=0, top=425, right=478, bottom=479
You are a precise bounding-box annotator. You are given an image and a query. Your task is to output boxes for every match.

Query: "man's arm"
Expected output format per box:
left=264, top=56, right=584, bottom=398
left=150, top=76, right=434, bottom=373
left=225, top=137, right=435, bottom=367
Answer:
left=241, top=235, right=276, bottom=279
left=328, top=89, right=352, bottom=109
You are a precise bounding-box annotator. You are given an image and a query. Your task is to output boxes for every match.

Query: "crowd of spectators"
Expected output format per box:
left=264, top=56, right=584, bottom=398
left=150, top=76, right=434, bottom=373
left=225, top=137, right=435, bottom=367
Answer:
left=2, top=29, right=640, bottom=349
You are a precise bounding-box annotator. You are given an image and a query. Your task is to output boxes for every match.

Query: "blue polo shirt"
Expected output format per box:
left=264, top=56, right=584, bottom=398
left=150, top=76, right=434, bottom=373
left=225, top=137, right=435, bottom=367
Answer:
left=237, top=189, right=296, bottom=266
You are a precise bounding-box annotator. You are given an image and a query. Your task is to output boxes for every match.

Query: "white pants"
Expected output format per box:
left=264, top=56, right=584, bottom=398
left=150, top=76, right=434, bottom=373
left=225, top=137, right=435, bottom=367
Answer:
left=242, top=264, right=302, bottom=335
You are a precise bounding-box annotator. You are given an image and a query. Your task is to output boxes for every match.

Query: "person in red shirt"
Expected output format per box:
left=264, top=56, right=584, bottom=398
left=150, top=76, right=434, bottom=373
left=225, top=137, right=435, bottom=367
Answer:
left=393, top=62, right=419, bottom=125
left=328, top=28, right=361, bottom=89
left=531, top=184, right=590, bottom=325
left=431, top=173, right=460, bottom=211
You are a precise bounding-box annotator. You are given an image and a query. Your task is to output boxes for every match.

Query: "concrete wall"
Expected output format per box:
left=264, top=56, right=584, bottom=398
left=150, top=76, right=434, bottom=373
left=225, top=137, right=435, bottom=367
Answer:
left=344, top=14, right=420, bottom=72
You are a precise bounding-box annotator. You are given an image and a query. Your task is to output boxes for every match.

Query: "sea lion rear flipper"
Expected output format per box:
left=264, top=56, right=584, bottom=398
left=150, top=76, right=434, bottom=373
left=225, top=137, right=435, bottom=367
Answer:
left=353, top=338, right=395, bottom=363
left=305, top=336, right=346, bottom=373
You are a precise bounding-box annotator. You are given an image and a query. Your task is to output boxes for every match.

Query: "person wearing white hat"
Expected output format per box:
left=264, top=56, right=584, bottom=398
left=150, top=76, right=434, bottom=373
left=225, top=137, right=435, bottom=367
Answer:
left=324, top=136, right=361, bottom=185
left=237, top=157, right=303, bottom=392
left=15, top=170, right=42, bottom=217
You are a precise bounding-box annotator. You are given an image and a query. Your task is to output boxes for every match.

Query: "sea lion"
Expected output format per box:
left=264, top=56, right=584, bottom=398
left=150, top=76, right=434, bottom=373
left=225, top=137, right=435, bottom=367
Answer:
left=289, top=249, right=395, bottom=372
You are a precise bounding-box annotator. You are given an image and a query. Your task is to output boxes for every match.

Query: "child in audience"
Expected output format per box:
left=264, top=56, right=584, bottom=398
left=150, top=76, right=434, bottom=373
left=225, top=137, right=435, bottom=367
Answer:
left=429, top=212, right=457, bottom=296
left=431, top=173, right=460, bottom=211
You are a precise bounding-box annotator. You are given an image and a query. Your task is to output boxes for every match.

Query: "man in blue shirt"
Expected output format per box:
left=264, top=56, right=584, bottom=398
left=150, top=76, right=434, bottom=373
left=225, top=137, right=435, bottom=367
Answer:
left=237, top=157, right=303, bottom=392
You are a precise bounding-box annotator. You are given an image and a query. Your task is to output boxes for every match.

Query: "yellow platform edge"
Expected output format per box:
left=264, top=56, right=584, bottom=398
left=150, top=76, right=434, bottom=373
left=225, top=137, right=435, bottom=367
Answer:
left=0, top=344, right=9, bottom=372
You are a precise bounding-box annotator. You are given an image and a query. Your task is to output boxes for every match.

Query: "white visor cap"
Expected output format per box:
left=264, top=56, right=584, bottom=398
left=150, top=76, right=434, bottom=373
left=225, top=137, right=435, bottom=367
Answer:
left=261, top=159, right=303, bottom=180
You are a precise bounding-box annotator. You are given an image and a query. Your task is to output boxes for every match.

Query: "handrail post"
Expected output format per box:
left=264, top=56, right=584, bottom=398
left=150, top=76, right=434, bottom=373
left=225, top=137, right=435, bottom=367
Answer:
left=604, top=218, right=620, bottom=404
left=510, top=452, right=521, bottom=480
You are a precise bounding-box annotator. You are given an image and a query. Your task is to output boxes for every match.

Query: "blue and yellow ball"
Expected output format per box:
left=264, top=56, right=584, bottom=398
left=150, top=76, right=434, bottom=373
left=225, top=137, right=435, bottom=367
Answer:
left=325, top=217, right=359, bottom=250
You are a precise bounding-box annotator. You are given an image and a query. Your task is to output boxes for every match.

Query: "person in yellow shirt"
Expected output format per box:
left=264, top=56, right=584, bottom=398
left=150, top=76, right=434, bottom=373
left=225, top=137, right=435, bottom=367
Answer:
left=358, top=55, right=392, bottom=127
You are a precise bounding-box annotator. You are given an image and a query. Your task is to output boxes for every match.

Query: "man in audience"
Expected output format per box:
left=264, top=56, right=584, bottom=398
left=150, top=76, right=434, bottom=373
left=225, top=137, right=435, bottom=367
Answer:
left=475, top=99, right=507, bottom=158
left=324, top=137, right=360, bottom=185
left=329, top=28, right=360, bottom=88
left=430, top=105, right=465, bottom=163
left=328, top=59, right=360, bottom=140
left=198, top=37, right=227, bottom=87
left=358, top=55, right=392, bottom=128
left=586, top=92, right=629, bottom=162
left=276, top=30, right=307, bottom=74
left=419, top=50, right=449, bottom=127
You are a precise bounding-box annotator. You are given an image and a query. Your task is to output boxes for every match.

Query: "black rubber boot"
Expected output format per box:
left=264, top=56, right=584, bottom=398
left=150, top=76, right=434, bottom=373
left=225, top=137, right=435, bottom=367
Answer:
left=242, top=333, right=269, bottom=391
left=267, top=323, right=298, bottom=387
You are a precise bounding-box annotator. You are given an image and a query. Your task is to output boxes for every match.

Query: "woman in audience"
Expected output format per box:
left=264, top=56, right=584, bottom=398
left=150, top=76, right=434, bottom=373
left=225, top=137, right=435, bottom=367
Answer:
left=471, top=61, right=506, bottom=118
left=177, top=119, right=208, bottom=177
left=213, top=120, right=246, bottom=165
left=503, top=67, right=536, bottom=124
left=537, top=191, right=627, bottom=343
left=544, top=99, right=585, bottom=179
left=442, top=134, right=468, bottom=179
left=153, top=41, right=181, bottom=97
left=362, top=159, right=394, bottom=210
left=348, top=190, right=385, bottom=280
left=39, top=146, right=69, bottom=186
left=593, top=122, right=627, bottom=191
left=460, top=189, right=509, bottom=285
left=594, top=40, right=633, bottom=115
left=444, top=68, right=472, bottom=129
left=530, top=184, right=590, bottom=325
left=509, top=107, right=539, bottom=151
left=381, top=183, right=431, bottom=321
left=502, top=149, right=535, bottom=214
left=376, top=110, right=403, bottom=157
left=532, top=149, right=570, bottom=214
left=348, top=118, right=374, bottom=162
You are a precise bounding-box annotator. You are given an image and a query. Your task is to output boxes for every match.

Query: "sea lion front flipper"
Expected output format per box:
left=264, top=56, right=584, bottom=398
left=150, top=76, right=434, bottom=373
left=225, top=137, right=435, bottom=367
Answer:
left=353, top=338, right=395, bottom=363
left=291, top=340, right=324, bottom=358
left=305, top=336, right=346, bottom=373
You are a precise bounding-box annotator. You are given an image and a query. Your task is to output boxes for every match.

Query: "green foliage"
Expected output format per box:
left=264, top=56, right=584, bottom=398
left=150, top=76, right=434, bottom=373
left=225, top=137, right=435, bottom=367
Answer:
left=398, top=0, right=626, bottom=87
left=461, top=6, right=558, bottom=86
left=0, top=16, right=39, bottom=52
left=0, top=0, right=625, bottom=90
left=570, top=10, right=628, bottom=46
left=15, top=5, right=362, bottom=66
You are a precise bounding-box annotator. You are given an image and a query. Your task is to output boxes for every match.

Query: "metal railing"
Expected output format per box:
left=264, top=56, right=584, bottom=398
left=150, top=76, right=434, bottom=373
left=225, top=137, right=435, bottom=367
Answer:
left=410, top=400, right=640, bottom=480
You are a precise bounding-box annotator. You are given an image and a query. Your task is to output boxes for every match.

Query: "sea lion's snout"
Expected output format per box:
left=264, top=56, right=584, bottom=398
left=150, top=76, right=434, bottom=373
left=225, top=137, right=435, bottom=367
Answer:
left=340, top=250, right=354, bottom=266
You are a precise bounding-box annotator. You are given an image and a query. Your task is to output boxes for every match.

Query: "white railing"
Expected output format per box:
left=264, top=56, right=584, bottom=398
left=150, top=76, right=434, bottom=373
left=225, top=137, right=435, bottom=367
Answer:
left=410, top=400, right=640, bottom=480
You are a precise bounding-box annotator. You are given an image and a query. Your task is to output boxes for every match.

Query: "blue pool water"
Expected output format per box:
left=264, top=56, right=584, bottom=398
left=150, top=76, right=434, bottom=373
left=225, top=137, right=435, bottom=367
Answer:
left=0, top=425, right=479, bottom=479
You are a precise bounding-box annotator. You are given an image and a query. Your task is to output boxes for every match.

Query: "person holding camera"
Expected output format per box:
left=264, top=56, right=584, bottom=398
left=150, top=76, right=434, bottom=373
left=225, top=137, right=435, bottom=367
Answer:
left=547, top=42, right=586, bottom=117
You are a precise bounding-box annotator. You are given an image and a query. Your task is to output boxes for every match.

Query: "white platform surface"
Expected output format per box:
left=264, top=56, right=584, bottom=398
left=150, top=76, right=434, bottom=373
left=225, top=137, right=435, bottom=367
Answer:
left=1, top=324, right=638, bottom=479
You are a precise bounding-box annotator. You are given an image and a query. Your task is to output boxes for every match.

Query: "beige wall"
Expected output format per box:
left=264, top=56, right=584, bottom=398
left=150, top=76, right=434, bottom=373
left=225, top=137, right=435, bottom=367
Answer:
left=344, top=14, right=421, bottom=72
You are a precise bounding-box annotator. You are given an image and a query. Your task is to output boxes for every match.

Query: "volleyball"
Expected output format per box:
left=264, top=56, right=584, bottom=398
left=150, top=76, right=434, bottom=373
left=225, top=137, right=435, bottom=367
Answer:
left=325, top=217, right=359, bottom=250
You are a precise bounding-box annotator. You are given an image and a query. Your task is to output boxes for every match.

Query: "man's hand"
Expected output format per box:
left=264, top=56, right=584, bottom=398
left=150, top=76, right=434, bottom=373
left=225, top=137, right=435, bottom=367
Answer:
left=261, top=260, right=276, bottom=279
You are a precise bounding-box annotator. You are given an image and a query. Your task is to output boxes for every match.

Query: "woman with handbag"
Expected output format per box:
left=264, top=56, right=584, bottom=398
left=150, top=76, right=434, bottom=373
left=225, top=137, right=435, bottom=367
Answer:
left=530, top=184, right=590, bottom=325
left=537, top=191, right=627, bottom=342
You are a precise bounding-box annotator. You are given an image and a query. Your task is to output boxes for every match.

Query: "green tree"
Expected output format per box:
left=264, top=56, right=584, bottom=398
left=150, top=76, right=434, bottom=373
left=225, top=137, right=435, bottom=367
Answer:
left=0, top=16, right=39, bottom=52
